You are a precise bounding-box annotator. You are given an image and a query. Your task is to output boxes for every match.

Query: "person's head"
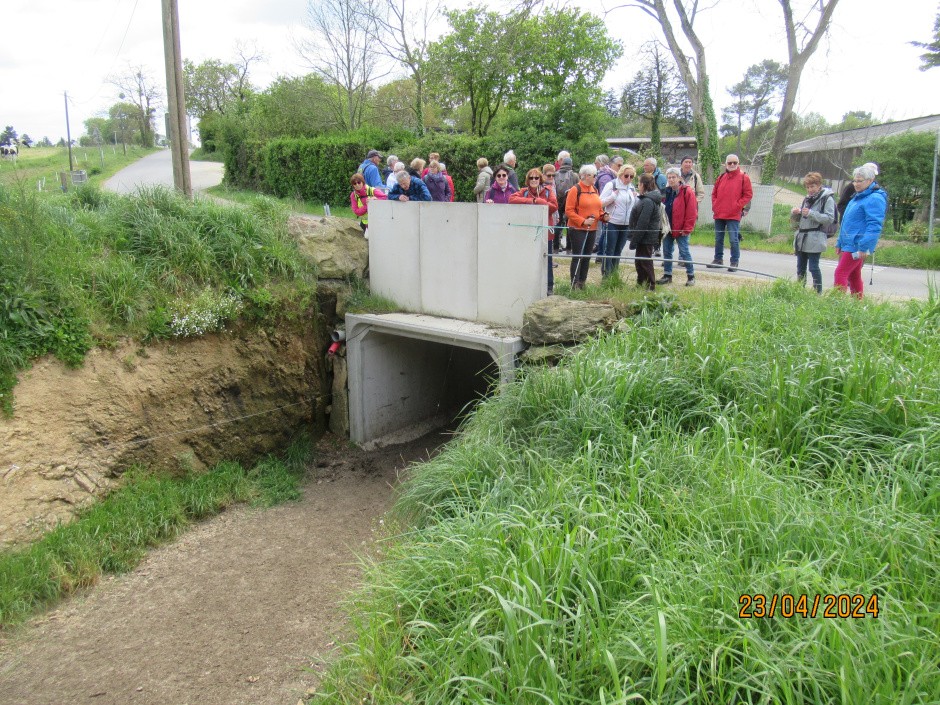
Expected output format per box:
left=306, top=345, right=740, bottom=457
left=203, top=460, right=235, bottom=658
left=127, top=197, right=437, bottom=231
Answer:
left=611, top=155, right=624, bottom=170
left=643, top=157, right=657, bottom=174
left=396, top=171, right=411, bottom=187
left=618, top=164, right=636, bottom=184
left=367, top=149, right=382, bottom=165
left=724, top=154, right=740, bottom=171
left=595, top=154, right=610, bottom=169
left=561, top=157, right=573, bottom=168
left=428, top=160, right=441, bottom=174
left=493, top=166, right=510, bottom=185
left=557, top=150, right=570, bottom=163
left=852, top=164, right=877, bottom=192
left=429, top=152, right=440, bottom=162
left=803, top=171, right=823, bottom=196
left=542, top=164, right=556, bottom=183
left=410, top=158, right=425, bottom=172
left=477, top=157, right=488, bottom=170
left=862, top=162, right=880, bottom=176
left=525, top=168, right=543, bottom=188
left=350, top=173, right=365, bottom=189
left=579, top=164, right=597, bottom=184
left=680, top=156, right=694, bottom=173
left=504, top=150, right=516, bottom=167
left=387, top=155, right=398, bottom=168
left=666, top=167, right=681, bottom=189
left=393, top=161, right=405, bottom=174
left=638, top=173, right=656, bottom=193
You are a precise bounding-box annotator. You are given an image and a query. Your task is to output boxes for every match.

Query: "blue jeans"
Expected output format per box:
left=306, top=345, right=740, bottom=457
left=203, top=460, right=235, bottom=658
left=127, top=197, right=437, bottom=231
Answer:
left=714, top=219, right=740, bottom=263
left=595, top=222, right=607, bottom=263
left=663, top=234, right=694, bottom=277
left=796, top=251, right=822, bottom=293
left=603, top=222, right=630, bottom=276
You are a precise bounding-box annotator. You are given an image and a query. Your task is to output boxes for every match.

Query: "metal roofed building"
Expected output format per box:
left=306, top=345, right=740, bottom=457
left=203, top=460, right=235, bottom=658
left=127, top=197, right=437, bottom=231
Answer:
left=778, top=114, right=940, bottom=184
left=605, top=136, right=698, bottom=165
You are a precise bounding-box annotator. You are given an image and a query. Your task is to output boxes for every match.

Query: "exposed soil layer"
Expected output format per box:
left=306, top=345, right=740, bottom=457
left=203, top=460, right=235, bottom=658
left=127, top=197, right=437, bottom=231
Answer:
left=0, top=431, right=449, bottom=705
left=1, top=320, right=329, bottom=547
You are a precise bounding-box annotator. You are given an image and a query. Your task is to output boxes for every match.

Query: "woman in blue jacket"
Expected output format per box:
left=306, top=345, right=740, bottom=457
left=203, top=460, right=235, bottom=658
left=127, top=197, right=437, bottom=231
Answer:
left=834, top=164, right=888, bottom=298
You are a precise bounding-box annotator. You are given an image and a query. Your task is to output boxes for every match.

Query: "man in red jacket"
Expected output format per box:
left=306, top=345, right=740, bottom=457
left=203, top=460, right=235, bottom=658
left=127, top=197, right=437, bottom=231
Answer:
left=707, top=154, right=752, bottom=272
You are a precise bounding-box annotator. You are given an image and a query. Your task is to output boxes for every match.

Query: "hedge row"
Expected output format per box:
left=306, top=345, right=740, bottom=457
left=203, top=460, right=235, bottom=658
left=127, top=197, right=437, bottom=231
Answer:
left=222, top=128, right=611, bottom=206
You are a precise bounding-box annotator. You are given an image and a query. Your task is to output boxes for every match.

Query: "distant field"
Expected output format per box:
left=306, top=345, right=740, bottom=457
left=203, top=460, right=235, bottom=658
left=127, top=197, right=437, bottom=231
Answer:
left=0, top=145, right=158, bottom=190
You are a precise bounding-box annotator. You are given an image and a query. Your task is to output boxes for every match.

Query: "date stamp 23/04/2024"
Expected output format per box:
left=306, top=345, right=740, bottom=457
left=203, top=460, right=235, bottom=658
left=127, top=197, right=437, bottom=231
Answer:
left=738, top=594, right=880, bottom=619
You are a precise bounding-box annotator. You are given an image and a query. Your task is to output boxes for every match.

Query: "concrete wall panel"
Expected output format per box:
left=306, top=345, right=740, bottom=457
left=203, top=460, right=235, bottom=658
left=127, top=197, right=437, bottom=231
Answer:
left=477, top=204, right=547, bottom=326
left=369, top=200, right=422, bottom=310
left=419, top=202, right=478, bottom=320
left=697, top=184, right=774, bottom=234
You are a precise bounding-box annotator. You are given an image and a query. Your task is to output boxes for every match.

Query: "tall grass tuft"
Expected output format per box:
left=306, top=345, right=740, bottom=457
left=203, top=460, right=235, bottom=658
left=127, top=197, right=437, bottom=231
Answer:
left=316, top=282, right=940, bottom=705
left=0, top=183, right=317, bottom=413
left=0, top=436, right=311, bottom=629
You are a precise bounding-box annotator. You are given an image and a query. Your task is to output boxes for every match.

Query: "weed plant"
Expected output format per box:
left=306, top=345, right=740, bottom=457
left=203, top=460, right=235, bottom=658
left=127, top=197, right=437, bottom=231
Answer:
left=0, top=184, right=317, bottom=413
left=316, top=283, right=940, bottom=705
left=0, top=437, right=311, bottom=628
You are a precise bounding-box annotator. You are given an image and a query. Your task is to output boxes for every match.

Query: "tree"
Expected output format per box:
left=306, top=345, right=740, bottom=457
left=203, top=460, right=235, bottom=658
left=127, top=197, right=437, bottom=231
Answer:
left=788, top=111, right=830, bottom=142
left=833, top=110, right=878, bottom=131
left=429, top=6, right=620, bottom=136
left=615, top=1, right=721, bottom=179
left=720, top=60, right=788, bottom=160
left=183, top=45, right=261, bottom=119
left=19, top=134, right=33, bottom=148
left=367, top=0, right=439, bottom=136
left=764, top=0, right=842, bottom=183
left=1, top=126, right=17, bottom=144
left=109, top=66, right=161, bottom=147
left=622, top=41, right=693, bottom=156
left=861, top=131, right=935, bottom=230
left=37, top=137, right=53, bottom=148
left=911, top=8, right=940, bottom=70
left=249, top=74, right=345, bottom=138
left=297, top=0, right=384, bottom=131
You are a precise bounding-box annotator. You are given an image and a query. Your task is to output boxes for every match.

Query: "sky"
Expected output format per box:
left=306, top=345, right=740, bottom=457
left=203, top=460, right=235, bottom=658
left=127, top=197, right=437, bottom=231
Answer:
left=2, top=0, right=939, bottom=144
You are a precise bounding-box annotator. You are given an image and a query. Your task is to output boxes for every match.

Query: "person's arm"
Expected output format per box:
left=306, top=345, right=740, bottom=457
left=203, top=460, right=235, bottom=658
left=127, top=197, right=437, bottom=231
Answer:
left=857, top=191, right=888, bottom=254
left=388, top=184, right=404, bottom=201
left=508, top=189, right=530, bottom=205
left=370, top=186, right=387, bottom=201
left=679, top=187, right=697, bottom=235
left=600, top=181, right=616, bottom=207
left=546, top=187, right=558, bottom=220
left=473, top=171, right=488, bottom=195
left=351, top=191, right=367, bottom=217
left=711, top=174, right=721, bottom=206
left=565, top=187, right=585, bottom=228
left=737, top=174, right=753, bottom=211
left=694, top=173, right=705, bottom=203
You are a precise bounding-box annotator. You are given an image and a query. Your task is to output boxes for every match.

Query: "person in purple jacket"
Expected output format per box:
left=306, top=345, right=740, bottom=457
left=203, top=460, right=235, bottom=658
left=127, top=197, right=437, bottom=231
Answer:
left=485, top=166, right=517, bottom=204
left=423, top=160, right=452, bottom=202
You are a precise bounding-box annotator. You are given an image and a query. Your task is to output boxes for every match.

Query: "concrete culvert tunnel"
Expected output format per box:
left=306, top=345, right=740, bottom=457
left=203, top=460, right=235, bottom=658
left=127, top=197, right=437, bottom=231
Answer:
left=346, top=313, right=525, bottom=448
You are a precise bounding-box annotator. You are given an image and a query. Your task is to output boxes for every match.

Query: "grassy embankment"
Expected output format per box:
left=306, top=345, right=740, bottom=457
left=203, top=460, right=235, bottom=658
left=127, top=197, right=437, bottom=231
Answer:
left=692, top=203, right=940, bottom=270
left=207, top=183, right=357, bottom=220
left=0, top=144, right=158, bottom=190
left=316, top=283, right=940, bottom=705
left=0, top=183, right=317, bottom=414
left=0, top=439, right=310, bottom=629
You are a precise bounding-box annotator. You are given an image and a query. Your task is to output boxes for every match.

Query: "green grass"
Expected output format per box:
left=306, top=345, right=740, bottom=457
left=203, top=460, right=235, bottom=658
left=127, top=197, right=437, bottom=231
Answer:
left=0, top=183, right=317, bottom=414
left=0, top=437, right=311, bottom=629
left=0, top=145, right=159, bottom=190
left=189, top=148, right=225, bottom=163
left=314, top=283, right=940, bottom=705
left=207, top=183, right=357, bottom=220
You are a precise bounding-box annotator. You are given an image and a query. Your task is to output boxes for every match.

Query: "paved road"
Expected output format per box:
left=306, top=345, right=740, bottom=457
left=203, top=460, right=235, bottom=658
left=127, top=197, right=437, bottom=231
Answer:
left=680, top=244, right=936, bottom=300
left=104, top=148, right=223, bottom=194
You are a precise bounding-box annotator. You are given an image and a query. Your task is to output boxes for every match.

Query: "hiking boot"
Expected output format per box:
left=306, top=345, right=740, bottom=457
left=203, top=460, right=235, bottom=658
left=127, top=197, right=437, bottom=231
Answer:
left=653, top=248, right=662, bottom=258
left=656, top=274, right=673, bottom=285
left=685, top=276, right=695, bottom=286
left=727, top=261, right=739, bottom=272
left=706, top=259, right=723, bottom=268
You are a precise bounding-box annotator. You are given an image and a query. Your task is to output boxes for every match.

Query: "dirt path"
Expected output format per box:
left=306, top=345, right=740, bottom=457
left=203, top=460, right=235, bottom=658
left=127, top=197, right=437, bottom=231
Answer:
left=0, top=432, right=450, bottom=705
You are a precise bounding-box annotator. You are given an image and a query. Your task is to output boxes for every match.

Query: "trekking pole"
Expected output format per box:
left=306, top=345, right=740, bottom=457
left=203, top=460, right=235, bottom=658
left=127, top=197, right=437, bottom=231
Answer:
left=869, top=249, right=875, bottom=286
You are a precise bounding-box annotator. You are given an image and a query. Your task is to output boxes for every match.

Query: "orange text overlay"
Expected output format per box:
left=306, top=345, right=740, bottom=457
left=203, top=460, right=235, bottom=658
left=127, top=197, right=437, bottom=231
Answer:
left=738, top=594, right=880, bottom=619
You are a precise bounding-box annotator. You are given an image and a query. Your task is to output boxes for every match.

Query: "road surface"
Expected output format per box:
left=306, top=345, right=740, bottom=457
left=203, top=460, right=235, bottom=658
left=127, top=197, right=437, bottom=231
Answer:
left=104, top=148, right=223, bottom=194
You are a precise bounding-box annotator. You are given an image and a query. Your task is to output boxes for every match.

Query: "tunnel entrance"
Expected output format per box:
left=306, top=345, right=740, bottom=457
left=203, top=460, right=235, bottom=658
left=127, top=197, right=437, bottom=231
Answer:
left=346, top=313, right=524, bottom=448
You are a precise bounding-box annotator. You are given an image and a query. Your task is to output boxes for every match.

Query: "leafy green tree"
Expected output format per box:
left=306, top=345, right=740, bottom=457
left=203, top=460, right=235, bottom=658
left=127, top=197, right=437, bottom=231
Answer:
left=108, top=66, right=161, bottom=147
left=720, top=60, right=788, bottom=159
left=788, top=112, right=830, bottom=142
left=428, top=7, right=620, bottom=136
left=247, top=74, right=342, bottom=138
left=833, top=110, right=878, bottom=131
left=19, top=134, right=32, bottom=147
left=1, top=126, right=17, bottom=144
left=622, top=41, right=692, bottom=157
left=861, top=131, right=935, bottom=230
left=37, top=137, right=53, bottom=148
left=369, top=78, right=441, bottom=133
left=911, top=8, right=940, bottom=70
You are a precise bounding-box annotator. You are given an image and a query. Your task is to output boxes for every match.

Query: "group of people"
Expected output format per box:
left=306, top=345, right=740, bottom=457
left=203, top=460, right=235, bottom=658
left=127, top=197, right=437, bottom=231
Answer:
left=350, top=147, right=888, bottom=298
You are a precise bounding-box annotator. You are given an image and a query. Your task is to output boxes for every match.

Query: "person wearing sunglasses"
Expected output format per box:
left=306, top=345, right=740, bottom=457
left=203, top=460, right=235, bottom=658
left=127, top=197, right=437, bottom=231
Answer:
left=707, top=154, right=752, bottom=272
left=565, top=164, right=605, bottom=290
left=510, top=169, right=559, bottom=294
left=485, top=168, right=517, bottom=204
left=599, top=164, right=637, bottom=278
left=350, top=173, right=387, bottom=237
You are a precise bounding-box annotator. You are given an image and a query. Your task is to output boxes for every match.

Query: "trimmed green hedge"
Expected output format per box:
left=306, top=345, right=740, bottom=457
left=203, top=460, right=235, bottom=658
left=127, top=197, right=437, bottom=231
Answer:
left=222, top=128, right=611, bottom=206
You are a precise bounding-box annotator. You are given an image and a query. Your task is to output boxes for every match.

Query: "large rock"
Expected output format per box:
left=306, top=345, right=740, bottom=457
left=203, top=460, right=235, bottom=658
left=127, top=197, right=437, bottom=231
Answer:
left=289, top=215, right=368, bottom=280
left=521, top=296, right=617, bottom=344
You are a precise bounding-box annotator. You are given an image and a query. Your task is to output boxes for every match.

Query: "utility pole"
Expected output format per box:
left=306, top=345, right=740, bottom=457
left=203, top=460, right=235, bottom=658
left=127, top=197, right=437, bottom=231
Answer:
left=161, top=0, right=192, bottom=198
left=930, top=127, right=938, bottom=246
left=64, top=91, right=74, bottom=172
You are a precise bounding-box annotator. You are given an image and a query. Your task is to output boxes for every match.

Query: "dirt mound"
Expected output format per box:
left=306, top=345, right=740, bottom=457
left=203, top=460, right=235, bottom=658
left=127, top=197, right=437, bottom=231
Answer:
left=0, top=322, right=328, bottom=547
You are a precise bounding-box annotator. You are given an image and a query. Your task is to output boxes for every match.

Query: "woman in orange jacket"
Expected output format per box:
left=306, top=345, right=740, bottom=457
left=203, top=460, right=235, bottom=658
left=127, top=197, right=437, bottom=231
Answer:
left=564, top=164, right=605, bottom=289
